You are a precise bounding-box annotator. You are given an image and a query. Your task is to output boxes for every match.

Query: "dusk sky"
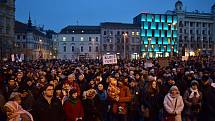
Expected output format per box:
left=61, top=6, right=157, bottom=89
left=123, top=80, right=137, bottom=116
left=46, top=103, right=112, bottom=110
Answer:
left=16, top=0, right=214, bottom=32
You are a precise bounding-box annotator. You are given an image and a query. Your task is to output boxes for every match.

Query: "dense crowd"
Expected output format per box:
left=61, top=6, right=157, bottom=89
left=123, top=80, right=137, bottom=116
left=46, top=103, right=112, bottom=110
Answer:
left=0, top=56, right=215, bottom=121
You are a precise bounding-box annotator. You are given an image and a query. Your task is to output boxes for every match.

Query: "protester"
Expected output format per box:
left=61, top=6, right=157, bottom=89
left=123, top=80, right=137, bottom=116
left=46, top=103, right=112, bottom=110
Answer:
left=32, top=84, right=66, bottom=121
left=163, top=86, right=184, bottom=121
left=64, top=89, right=84, bottom=121
left=183, top=80, right=202, bottom=121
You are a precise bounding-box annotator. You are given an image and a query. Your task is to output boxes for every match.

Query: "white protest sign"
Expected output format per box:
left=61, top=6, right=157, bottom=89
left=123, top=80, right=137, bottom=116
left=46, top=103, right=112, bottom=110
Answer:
left=103, top=54, right=117, bottom=65
left=11, top=54, right=15, bottom=61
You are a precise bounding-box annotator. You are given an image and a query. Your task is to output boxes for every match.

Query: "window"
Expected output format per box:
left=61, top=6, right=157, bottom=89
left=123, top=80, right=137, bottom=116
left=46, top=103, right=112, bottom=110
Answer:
left=89, top=37, right=91, bottom=41
left=72, top=46, right=74, bottom=52
left=81, top=46, right=83, bottom=52
left=104, top=31, right=106, bottom=35
left=190, top=30, right=193, bottom=34
left=132, top=32, right=135, bottom=36
left=110, top=44, right=113, bottom=50
left=72, top=37, right=74, bottom=41
left=132, top=38, right=135, bottom=43
left=89, top=46, right=92, bottom=52
left=81, top=37, right=84, bottom=41
left=63, top=37, right=66, bottom=41
left=96, top=37, right=99, bottom=42
left=136, top=32, right=139, bottom=36
left=180, top=28, right=182, bottom=33
left=103, top=44, right=107, bottom=50
left=63, top=45, right=66, bottom=52
left=23, top=35, right=26, bottom=40
left=117, top=31, right=120, bottom=35
left=17, top=35, right=20, bottom=40
left=96, top=46, right=99, bottom=52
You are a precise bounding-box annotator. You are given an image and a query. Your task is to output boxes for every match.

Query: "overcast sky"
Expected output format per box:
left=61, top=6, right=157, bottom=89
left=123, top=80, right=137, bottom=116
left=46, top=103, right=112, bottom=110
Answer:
left=16, top=0, right=215, bottom=32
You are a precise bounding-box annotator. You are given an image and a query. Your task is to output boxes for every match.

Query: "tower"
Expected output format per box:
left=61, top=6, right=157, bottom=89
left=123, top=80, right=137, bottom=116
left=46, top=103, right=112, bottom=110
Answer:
left=211, top=3, right=215, bottom=14
left=28, top=12, right=32, bottom=27
left=175, top=0, right=183, bottom=12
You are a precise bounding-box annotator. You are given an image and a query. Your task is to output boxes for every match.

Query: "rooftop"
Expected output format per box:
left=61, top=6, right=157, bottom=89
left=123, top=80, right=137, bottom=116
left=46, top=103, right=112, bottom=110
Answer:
left=60, top=25, right=100, bottom=34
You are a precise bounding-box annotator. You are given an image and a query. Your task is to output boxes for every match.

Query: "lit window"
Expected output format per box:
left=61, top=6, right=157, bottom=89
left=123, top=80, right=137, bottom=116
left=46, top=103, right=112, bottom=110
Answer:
left=81, top=37, right=84, bottom=41
left=132, top=32, right=135, bottom=36
left=82, top=30, right=84, bottom=33
left=136, top=32, right=139, bottom=36
left=63, top=37, right=66, bottom=41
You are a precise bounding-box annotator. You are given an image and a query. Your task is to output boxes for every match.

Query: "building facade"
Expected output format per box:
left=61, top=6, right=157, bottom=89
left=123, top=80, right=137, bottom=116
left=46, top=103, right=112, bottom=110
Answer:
left=100, top=22, right=140, bottom=59
left=133, top=14, right=178, bottom=58
left=58, top=26, right=100, bottom=60
left=167, top=1, right=215, bottom=56
left=15, top=18, right=52, bottom=60
left=0, top=0, right=15, bottom=60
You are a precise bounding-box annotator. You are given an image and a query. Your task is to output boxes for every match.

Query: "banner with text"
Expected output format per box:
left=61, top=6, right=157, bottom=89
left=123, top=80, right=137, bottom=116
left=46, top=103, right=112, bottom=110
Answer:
left=103, top=54, right=117, bottom=65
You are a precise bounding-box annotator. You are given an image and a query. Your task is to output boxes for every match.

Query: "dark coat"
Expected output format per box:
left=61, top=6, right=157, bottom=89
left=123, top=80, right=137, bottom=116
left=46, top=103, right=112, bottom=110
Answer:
left=32, top=95, right=66, bottom=121
left=200, top=86, right=215, bottom=121
left=63, top=99, right=84, bottom=121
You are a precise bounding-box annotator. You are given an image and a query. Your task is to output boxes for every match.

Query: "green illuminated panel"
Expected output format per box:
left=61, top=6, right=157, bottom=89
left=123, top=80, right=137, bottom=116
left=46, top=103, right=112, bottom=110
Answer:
left=167, top=30, right=171, bottom=37
left=158, top=23, right=162, bottom=30
left=144, top=22, right=148, bottom=29
left=167, top=16, right=172, bottom=23
left=155, top=15, right=160, bottom=22
left=154, top=45, right=159, bottom=52
left=174, top=46, right=177, bottom=52
left=144, top=37, right=148, bottom=44
left=151, top=37, right=156, bottom=44
left=173, top=31, right=177, bottom=37
left=147, top=14, right=152, bottom=22
left=167, top=45, right=171, bottom=52
left=141, top=45, right=146, bottom=51
left=147, top=30, right=152, bottom=37
left=161, top=15, right=166, bottom=22
left=163, top=23, right=168, bottom=30
left=158, top=37, right=162, bottom=44
left=163, top=37, right=168, bottom=44
left=161, top=30, right=165, bottom=37
left=148, top=45, right=153, bottom=51
left=141, top=14, right=146, bottom=21
left=161, top=46, right=165, bottom=52
left=173, top=16, right=177, bottom=24
left=141, top=30, right=145, bottom=36
left=155, top=30, right=160, bottom=37
left=151, top=22, right=156, bottom=29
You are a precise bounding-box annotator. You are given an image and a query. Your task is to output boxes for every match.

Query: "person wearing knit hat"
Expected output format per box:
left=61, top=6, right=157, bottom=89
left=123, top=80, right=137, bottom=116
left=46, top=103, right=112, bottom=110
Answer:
left=163, top=85, right=184, bottom=121
left=183, top=80, right=202, bottom=121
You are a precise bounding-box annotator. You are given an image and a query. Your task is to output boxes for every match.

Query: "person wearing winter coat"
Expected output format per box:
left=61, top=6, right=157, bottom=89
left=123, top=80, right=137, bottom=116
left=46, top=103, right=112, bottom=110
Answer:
left=142, top=80, right=163, bottom=121
left=183, top=80, right=202, bottom=121
left=163, top=86, right=184, bottom=121
left=32, top=84, right=66, bottom=121
left=96, top=83, right=108, bottom=121
left=63, top=89, right=84, bottom=121
left=111, top=78, right=132, bottom=121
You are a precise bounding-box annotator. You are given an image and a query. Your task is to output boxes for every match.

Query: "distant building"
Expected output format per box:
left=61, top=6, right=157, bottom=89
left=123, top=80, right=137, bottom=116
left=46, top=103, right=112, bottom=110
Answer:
left=58, top=26, right=100, bottom=60
left=100, top=22, right=140, bottom=59
left=15, top=16, right=52, bottom=60
left=167, top=1, right=215, bottom=56
left=0, top=0, right=15, bottom=59
left=133, top=13, right=178, bottom=58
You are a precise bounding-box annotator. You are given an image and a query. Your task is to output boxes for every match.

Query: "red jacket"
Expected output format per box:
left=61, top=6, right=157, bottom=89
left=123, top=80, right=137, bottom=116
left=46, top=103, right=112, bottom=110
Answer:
left=63, top=99, right=84, bottom=121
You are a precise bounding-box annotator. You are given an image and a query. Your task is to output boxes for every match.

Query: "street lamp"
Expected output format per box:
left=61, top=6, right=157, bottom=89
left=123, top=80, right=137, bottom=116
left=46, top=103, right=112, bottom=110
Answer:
left=123, top=32, right=128, bottom=60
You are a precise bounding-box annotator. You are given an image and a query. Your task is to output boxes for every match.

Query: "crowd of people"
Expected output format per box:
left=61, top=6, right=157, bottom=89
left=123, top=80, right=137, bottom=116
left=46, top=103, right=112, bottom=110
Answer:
left=0, top=56, right=214, bottom=121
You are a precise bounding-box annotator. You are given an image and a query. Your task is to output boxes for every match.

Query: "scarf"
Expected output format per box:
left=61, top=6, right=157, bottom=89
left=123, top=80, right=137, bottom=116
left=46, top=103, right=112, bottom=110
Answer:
left=4, top=101, right=34, bottom=121
left=189, top=88, right=200, bottom=98
left=211, top=83, right=215, bottom=88
left=69, top=97, right=78, bottom=105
